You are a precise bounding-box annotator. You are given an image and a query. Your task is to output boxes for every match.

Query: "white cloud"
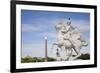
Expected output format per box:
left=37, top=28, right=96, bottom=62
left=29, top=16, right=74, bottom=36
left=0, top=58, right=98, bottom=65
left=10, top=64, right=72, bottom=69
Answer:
left=22, top=24, right=43, bottom=32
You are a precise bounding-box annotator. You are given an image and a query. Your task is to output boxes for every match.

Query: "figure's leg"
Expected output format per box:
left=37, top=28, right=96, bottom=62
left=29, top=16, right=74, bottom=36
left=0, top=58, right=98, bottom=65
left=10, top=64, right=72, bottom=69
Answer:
left=60, top=46, right=67, bottom=61
left=65, top=48, right=73, bottom=61
left=67, top=48, right=73, bottom=60
left=72, top=47, right=81, bottom=60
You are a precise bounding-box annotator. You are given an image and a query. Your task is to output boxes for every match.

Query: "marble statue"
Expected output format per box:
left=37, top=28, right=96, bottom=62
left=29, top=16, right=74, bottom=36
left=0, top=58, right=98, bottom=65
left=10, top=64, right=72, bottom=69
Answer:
left=52, top=18, right=88, bottom=61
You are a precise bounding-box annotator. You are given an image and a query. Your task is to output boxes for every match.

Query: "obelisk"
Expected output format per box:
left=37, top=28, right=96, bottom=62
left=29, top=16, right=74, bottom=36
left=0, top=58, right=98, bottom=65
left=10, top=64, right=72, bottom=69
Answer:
left=44, top=36, right=48, bottom=62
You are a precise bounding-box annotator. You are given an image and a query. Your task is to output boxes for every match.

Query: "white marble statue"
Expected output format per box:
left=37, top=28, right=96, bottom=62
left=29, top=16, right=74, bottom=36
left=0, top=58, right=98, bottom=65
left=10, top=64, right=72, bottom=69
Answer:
left=52, top=18, right=88, bottom=61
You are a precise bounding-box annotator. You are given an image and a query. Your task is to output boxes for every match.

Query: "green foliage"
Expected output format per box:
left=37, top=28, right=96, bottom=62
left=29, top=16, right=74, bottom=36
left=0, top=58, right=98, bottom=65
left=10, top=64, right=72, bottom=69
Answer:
left=47, top=57, right=57, bottom=61
left=21, top=56, right=57, bottom=63
left=21, top=56, right=37, bottom=63
left=77, top=53, right=90, bottom=60
left=21, top=53, right=90, bottom=63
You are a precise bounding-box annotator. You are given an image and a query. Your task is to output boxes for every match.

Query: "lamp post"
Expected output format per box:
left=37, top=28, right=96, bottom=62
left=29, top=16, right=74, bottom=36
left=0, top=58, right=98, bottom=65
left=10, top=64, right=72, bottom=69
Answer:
left=44, top=36, right=48, bottom=62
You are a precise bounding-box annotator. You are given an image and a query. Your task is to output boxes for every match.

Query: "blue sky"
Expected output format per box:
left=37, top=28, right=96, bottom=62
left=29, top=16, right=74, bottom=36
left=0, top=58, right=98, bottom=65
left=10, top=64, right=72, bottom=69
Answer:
left=21, top=10, right=90, bottom=58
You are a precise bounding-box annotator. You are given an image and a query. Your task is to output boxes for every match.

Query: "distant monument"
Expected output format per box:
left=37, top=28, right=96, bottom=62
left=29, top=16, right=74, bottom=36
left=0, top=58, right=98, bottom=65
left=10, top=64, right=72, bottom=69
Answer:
left=44, top=35, right=48, bottom=62
left=52, top=18, right=88, bottom=61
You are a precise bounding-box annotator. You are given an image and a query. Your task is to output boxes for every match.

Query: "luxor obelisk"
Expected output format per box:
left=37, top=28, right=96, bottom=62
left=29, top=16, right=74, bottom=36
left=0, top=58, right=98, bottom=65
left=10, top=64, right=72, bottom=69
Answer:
left=44, top=36, right=48, bottom=62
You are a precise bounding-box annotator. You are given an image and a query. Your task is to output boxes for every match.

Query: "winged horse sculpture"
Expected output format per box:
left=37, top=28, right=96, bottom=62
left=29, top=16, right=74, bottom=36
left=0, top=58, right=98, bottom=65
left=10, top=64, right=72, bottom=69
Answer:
left=51, top=18, right=88, bottom=61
